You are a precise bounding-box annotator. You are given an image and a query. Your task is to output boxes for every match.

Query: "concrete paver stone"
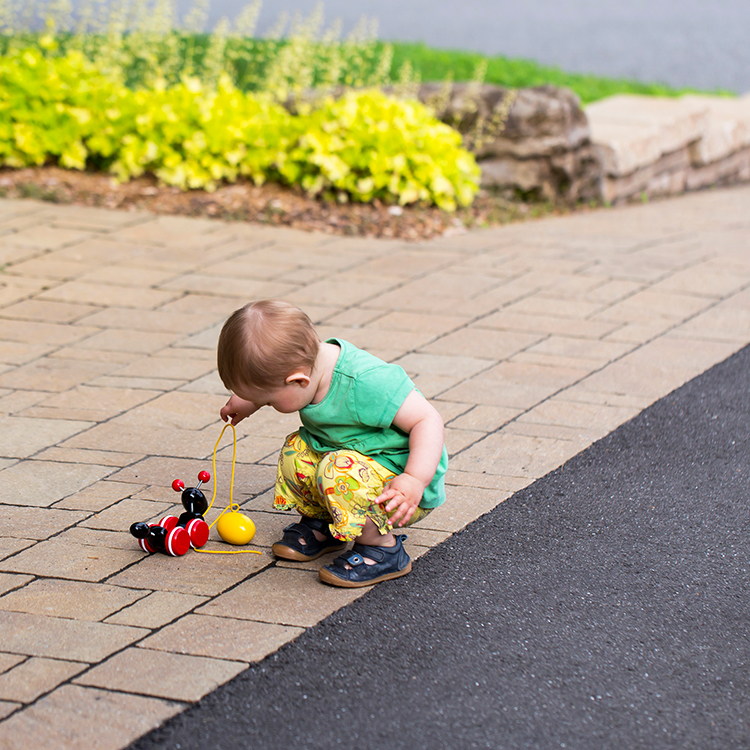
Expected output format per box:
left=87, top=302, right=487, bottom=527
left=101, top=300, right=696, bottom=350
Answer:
left=0, top=416, right=94, bottom=458
left=104, top=591, right=210, bottom=629
left=34, top=447, right=143, bottom=468
left=0, top=299, right=98, bottom=323
left=0, top=357, right=114, bottom=392
left=0, top=539, right=142, bottom=582
left=445, top=426, right=487, bottom=454
left=2, top=504, right=89, bottom=540
left=0, top=610, right=148, bottom=661
left=39, top=280, right=179, bottom=309
left=0, top=700, right=21, bottom=720
left=0, top=685, right=183, bottom=750
left=52, top=480, right=144, bottom=512
left=419, top=485, right=514, bottom=534
left=19, top=385, right=160, bottom=424
left=57, top=527, right=141, bottom=551
left=0, top=653, right=25, bottom=675
left=140, top=613, right=304, bottom=663
left=1, top=459, right=112, bottom=507
left=196, top=567, right=368, bottom=627
left=80, top=497, right=174, bottom=531
left=0, top=187, right=748, bottom=747
left=0, top=578, right=148, bottom=621
left=0, top=657, right=86, bottom=703
left=107, top=548, right=269, bottom=597
left=0, top=573, right=33, bottom=596
left=75, top=647, right=247, bottom=702
left=0, top=389, right=49, bottom=416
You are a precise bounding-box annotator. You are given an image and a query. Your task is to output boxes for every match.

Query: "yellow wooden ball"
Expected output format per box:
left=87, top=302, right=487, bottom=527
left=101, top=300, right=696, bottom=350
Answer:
left=216, top=511, right=256, bottom=546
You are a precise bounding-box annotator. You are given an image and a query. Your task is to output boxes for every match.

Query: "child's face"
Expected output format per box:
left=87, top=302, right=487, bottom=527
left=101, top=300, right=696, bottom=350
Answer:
left=235, top=381, right=312, bottom=414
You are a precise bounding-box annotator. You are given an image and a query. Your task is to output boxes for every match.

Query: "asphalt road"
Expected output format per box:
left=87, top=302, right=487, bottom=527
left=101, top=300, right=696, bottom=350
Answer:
left=129, top=344, right=750, bottom=750
left=194, top=0, right=750, bottom=93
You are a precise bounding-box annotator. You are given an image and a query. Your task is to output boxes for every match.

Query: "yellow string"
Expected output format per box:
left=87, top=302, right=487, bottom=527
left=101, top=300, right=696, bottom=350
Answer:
left=193, top=422, right=261, bottom=556
left=206, top=422, right=237, bottom=524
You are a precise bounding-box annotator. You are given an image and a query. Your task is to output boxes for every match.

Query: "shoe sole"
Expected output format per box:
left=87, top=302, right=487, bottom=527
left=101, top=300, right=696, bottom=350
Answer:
left=271, top=542, right=345, bottom=562
left=318, top=560, right=412, bottom=588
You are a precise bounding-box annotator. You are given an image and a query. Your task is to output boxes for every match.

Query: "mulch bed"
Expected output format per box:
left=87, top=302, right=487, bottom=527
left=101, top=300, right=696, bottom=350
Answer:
left=0, top=166, right=580, bottom=241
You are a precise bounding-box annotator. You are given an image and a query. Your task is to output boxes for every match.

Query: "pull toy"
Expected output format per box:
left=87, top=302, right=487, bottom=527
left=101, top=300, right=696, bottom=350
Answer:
left=129, top=470, right=212, bottom=557
left=129, top=423, right=260, bottom=557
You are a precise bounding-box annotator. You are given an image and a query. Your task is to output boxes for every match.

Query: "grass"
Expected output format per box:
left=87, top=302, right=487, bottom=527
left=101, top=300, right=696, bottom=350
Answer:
left=0, top=32, right=733, bottom=105
left=387, top=41, right=735, bottom=104
left=1, top=0, right=734, bottom=104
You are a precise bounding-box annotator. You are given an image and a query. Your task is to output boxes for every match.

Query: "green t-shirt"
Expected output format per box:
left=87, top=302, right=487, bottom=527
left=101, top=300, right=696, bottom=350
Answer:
left=298, top=339, right=448, bottom=508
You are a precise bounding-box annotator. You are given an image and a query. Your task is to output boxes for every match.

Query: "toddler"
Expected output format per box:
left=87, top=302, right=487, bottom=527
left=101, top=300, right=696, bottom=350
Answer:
left=217, top=299, right=448, bottom=587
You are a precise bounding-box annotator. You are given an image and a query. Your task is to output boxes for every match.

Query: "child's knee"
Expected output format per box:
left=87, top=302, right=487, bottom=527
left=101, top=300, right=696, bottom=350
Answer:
left=315, top=450, right=364, bottom=495
left=316, top=450, right=392, bottom=530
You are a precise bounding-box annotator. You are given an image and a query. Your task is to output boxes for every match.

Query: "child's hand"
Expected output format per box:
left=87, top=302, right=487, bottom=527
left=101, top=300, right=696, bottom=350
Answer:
left=375, top=473, right=425, bottom=528
left=220, top=395, right=259, bottom=425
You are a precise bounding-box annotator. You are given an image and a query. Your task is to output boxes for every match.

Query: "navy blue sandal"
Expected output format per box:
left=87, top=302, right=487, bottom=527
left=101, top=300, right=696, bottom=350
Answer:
left=272, top=516, right=345, bottom=562
left=319, top=535, right=411, bottom=587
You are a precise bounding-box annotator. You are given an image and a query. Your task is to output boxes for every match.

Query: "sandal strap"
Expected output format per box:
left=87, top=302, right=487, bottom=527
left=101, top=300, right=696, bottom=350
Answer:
left=332, top=551, right=366, bottom=570
left=351, top=534, right=407, bottom=563
left=298, top=516, right=330, bottom=534
left=330, top=535, right=408, bottom=569
left=281, top=520, right=324, bottom=547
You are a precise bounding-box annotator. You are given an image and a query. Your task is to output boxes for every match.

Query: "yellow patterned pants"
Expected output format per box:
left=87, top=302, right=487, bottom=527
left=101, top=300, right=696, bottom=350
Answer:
left=274, top=432, right=431, bottom=542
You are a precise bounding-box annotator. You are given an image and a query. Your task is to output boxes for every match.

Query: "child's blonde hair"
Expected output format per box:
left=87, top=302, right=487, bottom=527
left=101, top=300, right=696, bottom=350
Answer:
left=217, top=300, right=320, bottom=393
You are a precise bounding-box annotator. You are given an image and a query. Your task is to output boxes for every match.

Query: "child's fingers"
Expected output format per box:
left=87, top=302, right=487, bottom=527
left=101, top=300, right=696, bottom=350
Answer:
left=388, top=500, right=416, bottom=527
left=397, top=506, right=417, bottom=527
left=375, top=488, right=399, bottom=505
left=384, top=494, right=408, bottom=513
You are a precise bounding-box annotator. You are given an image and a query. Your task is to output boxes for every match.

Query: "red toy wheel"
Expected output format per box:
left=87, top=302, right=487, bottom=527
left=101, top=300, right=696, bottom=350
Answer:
left=165, top=527, right=190, bottom=557
left=138, top=537, right=156, bottom=553
left=185, top=518, right=210, bottom=548
left=158, top=515, right=178, bottom=531
left=138, top=523, right=160, bottom=553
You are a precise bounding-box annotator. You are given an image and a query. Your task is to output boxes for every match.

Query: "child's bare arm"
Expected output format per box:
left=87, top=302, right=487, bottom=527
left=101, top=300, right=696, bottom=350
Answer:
left=375, top=390, right=445, bottom=527
left=220, top=395, right=261, bottom=425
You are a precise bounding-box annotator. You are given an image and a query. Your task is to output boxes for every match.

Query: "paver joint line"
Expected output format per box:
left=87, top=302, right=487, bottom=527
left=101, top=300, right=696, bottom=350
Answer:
left=445, top=276, right=750, bottom=461
left=0, top=186, right=748, bottom=747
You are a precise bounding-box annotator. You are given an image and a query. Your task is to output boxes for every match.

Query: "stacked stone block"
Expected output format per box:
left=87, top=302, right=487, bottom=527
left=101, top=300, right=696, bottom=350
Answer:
left=419, top=83, right=602, bottom=203
left=418, top=83, right=750, bottom=205
left=587, top=93, right=750, bottom=203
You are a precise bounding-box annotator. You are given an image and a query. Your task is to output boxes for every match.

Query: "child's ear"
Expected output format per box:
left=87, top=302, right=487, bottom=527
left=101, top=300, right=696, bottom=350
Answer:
left=285, top=371, right=311, bottom=388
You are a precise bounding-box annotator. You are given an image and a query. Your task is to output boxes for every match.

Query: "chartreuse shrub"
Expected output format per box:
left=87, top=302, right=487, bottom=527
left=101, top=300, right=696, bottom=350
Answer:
left=0, top=48, right=479, bottom=209
left=280, top=91, right=479, bottom=210
left=0, top=48, right=114, bottom=170
left=93, top=77, right=293, bottom=190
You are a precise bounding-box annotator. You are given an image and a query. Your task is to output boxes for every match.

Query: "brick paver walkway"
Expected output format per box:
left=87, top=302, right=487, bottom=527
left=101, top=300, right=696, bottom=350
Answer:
left=0, top=186, right=748, bottom=748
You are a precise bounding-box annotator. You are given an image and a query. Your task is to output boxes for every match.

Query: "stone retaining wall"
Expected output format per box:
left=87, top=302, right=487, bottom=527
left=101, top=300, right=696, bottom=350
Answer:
left=418, top=83, right=602, bottom=203
left=587, top=93, right=750, bottom=203
left=421, top=83, right=750, bottom=205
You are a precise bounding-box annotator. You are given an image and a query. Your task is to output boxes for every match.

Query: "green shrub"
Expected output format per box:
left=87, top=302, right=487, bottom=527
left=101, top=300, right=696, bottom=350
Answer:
left=96, top=76, right=292, bottom=190
left=0, top=47, right=116, bottom=169
left=280, top=90, right=479, bottom=210
left=0, top=48, right=479, bottom=210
